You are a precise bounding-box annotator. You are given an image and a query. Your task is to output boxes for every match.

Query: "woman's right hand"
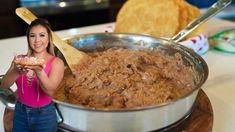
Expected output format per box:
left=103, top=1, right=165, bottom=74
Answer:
left=12, top=57, right=27, bottom=74
left=0, top=57, right=23, bottom=89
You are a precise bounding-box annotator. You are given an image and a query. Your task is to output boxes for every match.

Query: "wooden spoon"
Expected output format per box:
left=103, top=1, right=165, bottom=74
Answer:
left=15, top=7, right=88, bottom=73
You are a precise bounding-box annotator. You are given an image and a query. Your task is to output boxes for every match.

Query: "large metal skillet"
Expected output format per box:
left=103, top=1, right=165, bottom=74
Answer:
left=53, top=32, right=208, bottom=131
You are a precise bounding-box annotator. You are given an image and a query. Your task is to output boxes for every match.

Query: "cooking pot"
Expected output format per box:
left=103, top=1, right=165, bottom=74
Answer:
left=51, top=33, right=209, bottom=131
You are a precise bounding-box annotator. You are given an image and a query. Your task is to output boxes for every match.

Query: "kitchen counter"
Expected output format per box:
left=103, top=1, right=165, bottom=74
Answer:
left=0, top=18, right=235, bottom=132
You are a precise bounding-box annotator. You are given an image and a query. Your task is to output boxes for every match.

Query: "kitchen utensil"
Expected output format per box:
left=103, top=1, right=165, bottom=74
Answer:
left=172, top=0, right=232, bottom=42
left=15, top=7, right=88, bottom=73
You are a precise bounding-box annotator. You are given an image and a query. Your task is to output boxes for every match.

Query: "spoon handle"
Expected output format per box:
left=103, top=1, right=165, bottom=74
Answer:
left=15, top=7, right=37, bottom=24
left=172, top=0, right=232, bottom=42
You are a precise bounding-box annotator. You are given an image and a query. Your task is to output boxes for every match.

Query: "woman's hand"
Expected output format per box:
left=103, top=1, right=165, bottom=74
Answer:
left=14, top=64, right=27, bottom=74
left=0, top=58, right=24, bottom=89
left=13, top=55, right=27, bottom=74
left=24, top=65, right=45, bottom=75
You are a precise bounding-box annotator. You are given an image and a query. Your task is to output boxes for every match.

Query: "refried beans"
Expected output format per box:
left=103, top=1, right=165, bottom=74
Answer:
left=54, top=48, right=194, bottom=110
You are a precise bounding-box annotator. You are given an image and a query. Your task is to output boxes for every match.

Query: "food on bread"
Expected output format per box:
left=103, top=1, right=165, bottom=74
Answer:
left=14, top=56, right=45, bottom=66
left=114, top=0, right=204, bottom=40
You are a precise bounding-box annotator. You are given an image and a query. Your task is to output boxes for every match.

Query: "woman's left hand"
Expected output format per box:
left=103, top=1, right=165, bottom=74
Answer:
left=24, top=65, right=45, bottom=75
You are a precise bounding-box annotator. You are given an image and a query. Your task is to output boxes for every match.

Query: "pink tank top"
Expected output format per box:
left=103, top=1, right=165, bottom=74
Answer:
left=16, top=56, right=57, bottom=107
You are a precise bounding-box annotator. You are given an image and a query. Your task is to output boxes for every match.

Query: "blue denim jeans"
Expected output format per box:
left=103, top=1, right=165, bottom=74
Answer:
left=13, top=101, right=58, bottom=132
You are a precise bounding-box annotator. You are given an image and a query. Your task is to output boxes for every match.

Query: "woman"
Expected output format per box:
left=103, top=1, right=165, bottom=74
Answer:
left=0, top=18, right=64, bottom=131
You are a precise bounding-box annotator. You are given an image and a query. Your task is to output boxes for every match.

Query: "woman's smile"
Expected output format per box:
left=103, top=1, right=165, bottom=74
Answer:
left=34, top=43, right=43, bottom=49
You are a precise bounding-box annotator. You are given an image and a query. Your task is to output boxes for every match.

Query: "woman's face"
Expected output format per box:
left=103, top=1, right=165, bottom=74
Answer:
left=28, top=25, right=49, bottom=54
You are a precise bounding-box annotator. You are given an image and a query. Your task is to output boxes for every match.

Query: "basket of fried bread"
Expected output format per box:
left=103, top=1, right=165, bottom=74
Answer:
left=114, top=0, right=209, bottom=55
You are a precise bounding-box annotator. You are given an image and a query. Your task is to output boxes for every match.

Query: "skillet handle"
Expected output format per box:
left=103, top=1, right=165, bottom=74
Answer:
left=55, top=107, right=63, bottom=123
left=0, top=75, right=17, bottom=110
left=58, top=123, right=82, bottom=132
left=54, top=104, right=81, bottom=132
left=172, top=0, right=232, bottom=42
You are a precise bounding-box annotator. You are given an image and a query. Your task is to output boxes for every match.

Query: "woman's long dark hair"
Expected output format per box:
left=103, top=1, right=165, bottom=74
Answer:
left=26, top=18, right=55, bottom=56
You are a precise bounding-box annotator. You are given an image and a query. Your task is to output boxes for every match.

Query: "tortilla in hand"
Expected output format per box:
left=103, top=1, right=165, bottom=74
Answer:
left=14, top=56, right=45, bottom=67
